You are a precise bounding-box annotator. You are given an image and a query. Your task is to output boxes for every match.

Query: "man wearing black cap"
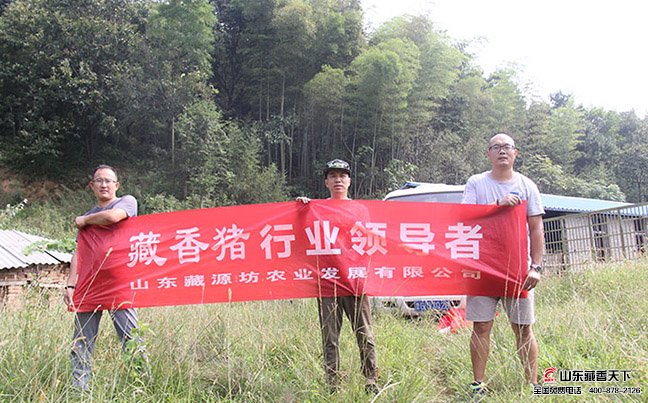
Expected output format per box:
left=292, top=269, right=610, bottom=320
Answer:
left=297, top=159, right=379, bottom=394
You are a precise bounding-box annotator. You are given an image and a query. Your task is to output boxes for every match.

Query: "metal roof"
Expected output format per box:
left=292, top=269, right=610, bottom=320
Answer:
left=540, top=194, right=631, bottom=213
left=0, top=230, right=72, bottom=270
left=385, top=182, right=633, bottom=214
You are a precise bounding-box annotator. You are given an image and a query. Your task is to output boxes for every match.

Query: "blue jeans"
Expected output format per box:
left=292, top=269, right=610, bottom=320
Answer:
left=70, top=308, right=144, bottom=390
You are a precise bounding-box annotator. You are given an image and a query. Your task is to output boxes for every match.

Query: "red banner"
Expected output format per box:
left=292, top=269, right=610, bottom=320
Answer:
left=72, top=200, right=529, bottom=312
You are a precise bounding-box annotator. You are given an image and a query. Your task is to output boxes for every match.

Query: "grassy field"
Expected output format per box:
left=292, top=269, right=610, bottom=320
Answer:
left=1, top=260, right=646, bottom=402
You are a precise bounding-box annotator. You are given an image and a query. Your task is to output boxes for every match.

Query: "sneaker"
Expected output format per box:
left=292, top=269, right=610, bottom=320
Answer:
left=470, top=381, right=487, bottom=395
left=365, top=382, right=379, bottom=395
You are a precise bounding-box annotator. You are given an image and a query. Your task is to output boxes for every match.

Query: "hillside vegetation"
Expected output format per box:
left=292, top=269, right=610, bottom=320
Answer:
left=2, top=0, right=648, bottom=204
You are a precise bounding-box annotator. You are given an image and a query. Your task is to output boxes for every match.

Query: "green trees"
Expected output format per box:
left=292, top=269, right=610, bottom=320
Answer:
left=614, top=112, right=648, bottom=202
left=301, top=65, right=347, bottom=188
left=0, top=0, right=148, bottom=173
left=345, top=39, right=418, bottom=196
left=0, top=0, right=216, bottom=172
left=1, top=0, right=282, bottom=206
left=1, top=0, right=647, bottom=205
left=172, top=100, right=288, bottom=207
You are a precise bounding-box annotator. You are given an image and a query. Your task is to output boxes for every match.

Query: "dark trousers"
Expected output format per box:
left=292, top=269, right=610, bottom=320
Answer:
left=318, top=295, right=377, bottom=385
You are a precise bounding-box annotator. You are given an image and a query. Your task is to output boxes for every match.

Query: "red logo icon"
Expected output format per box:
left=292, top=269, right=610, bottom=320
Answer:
left=544, top=367, right=557, bottom=384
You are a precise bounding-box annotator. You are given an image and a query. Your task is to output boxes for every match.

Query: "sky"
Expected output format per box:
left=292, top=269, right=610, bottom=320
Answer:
left=362, top=0, right=648, bottom=117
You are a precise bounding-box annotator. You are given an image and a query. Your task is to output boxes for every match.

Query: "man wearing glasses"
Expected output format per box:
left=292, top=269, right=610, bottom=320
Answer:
left=462, top=133, right=545, bottom=396
left=64, top=165, right=146, bottom=391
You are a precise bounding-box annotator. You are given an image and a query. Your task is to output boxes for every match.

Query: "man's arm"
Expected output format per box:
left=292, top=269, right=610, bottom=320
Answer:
left=524, top=214, right=544, bottom=290
left=75, top=208, right=128, bottom=229
left=528, top=215, right=544, bottom=266
left=64, top=251, right=78, bottom=306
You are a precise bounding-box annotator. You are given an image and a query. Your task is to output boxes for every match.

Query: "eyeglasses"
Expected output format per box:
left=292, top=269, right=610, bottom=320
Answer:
left=488, top=143, right=516, bottom=152
left=92, top=178, right=117, bottom=185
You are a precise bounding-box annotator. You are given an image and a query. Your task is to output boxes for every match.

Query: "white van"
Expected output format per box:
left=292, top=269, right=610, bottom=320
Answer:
left=372, top=182, right=466, bottom=317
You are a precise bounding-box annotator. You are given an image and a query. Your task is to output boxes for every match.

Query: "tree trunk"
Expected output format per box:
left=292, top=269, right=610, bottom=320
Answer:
left=171, top=119, right=175, bottom=169
left=369, top=108, right=385, bottom=197
left=280, top=74, right=286, bottom=174
left=301, top=114, right=309, bottom=179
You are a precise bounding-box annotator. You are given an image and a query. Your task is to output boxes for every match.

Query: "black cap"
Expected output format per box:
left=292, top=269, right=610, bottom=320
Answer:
left=324, top=159, right=351, bottom=176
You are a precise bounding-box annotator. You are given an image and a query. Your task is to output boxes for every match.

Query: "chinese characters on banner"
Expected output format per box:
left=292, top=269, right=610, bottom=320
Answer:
left=72, top=200, right=529, bottom=312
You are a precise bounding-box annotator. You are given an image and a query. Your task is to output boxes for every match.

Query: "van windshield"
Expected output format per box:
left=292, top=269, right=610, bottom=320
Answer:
left=386, top=192, right=463, bottom=203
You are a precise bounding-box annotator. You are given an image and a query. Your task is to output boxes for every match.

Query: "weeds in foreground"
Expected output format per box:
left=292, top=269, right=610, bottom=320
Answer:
left=0, top=260, right=646, bottom=402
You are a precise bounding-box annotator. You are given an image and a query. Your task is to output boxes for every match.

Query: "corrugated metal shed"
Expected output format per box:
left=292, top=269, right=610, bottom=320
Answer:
left=0, top=230, right=72, bottom=270
left=540, top=194, right=632, bottom=213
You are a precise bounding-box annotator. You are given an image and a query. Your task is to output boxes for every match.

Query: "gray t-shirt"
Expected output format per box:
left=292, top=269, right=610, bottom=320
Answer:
left=85, top=195, right=138, bottom=217
left=463, top=171, right=543, bottom=275
left=462, top=171, right=544, bottom=217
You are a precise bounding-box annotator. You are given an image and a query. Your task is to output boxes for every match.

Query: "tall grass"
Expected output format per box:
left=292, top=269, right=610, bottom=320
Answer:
left=1, top=260, right=646, bottom=402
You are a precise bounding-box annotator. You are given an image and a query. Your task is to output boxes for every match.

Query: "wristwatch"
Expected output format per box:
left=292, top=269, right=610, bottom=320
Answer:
left=530, top=264, right=542, bottom=273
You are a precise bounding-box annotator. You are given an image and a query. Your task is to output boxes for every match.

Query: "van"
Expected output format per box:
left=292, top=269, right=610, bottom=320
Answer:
left=372, top=182, right=466, bottom=317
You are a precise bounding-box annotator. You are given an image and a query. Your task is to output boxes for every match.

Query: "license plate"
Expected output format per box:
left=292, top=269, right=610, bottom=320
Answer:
left=413, top=300, right=451, bottom=312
